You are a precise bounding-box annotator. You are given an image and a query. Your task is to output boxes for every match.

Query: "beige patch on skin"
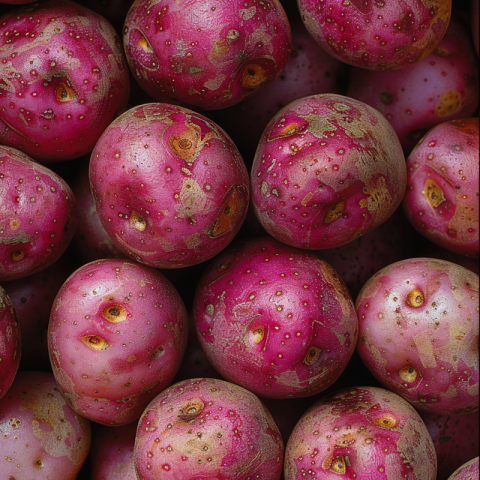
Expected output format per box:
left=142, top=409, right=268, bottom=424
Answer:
left=300, top=114, right=337, bottom=139
left=447, top=196, right=479, bottom=245
left=174, top=177, right=211, bottom=220
left=436, top=90, right=463, bottom=117
left=413, top=331, right=437, bottom=369
left=240, top=6, right=256, bottom=20
left=183, top=232, right=202, bottom=250
left=441, top=384, right=457, bottom=398
left=385, top=452, right=404, bottom=478
left=358, top=175, right=394, bottom=224
left=204, top=73, right=227, bottom=91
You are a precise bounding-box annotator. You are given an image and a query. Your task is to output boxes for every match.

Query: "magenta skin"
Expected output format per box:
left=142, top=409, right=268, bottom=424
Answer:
left=123, top=0, right=292, bottom=110
left=0, top=0, right=130, bottom=163
left=0, top=146, right=78, bottom=281
left=447, top=457, right=479, bottom=480
left=193, top=236, right=358, bottom=399
left=402, top=118, right=479, bottom=258
left=284, top=386, right=437, bottom=480
left=90, top=421, right=137, bottom=480
left=346, top=15, right=479, bottom=154
left=251, top=94, right=407, bottom=250
left=89, top=103, right=250, bottom=269
left=420, top=411, right=479, bottom=480
left=297, top=0, right=451, bottom=71
left=48, top=258, right=188, bottom=426
left=0, top=371, right=91, bottom=479
left=0, top=286, right=20, bottom=400
left=356, top=257, right=479, bottom=415
left=134, top=377, right=284, bottom=480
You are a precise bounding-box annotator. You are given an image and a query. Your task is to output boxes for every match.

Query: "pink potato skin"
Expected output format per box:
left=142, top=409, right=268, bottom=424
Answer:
left=346, top=15, right=479, bottom=154
left=251, top=94, right=407, bottom=250
left=284, top=386, right=437, bottom=480
left=193, top=236, right=358, bottom=399
left=0, top=146, right=78, bottom=281
left=357, top=257, right=479, bottom=415
left=402, top=118, right=479, bottom=258
left=0, top=0, right=130, bottom=163
left=48, top=258, right=188, bottom=426
left=447, top=457, right=479, bottom=480
left=0, top=285, right=20, bottom=400
left=89, top=103, right=250, bottom=269
left=134, top=377, right=284, bottom=480
left=297, top=0, right=451, bottom=71
left=123, top=0, right=292, bottom=110
left=0, top=371, right=91, bottom=479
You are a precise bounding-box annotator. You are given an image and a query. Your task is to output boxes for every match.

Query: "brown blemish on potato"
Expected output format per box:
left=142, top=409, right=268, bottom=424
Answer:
left=399, top=366, right=418, bottom=383
left=127, top=355, right=137, bottom=363
left=177, top=398, right=205, bottom=423
left=422, top=178, right=446, bottom=208
left=252, top=326, right=264, bottom=344
left=324, top=202, right=345, bottom=224
left=331, top=456, right=346, bottom=474
left=281, top=123, right=299, bottom=137
left=34, top=459, right=44, bottom=468
left=9, top=219, right=20, bottom=231
left=434, top=47, right=450, bottom=57
left=81, top=335, right=109, bottom=351
left=304, top=346, right=321, bottom=366
left=129, top=211, right=146, bottom=231
left=150, top=345, right=165, bottom=360
left=226, top=29, right=240, bottom=43
left=169, top=131, right=197, bottom=160
left=209, top=184, right=248, bottom=238
left=407, top=288, right=424, bottom=307
left=435, top=90, right=462, bottom=117
left=11, top=249, right=25, bottom=261
left=55, top=82, right=78, bottom=103
left=138, top=33, right=153, bottom=54
left=102, top=304, right=127, bottom=323
left=241, top=64, right=268, bottom=89
left=371, top=414, right=397, bottom=429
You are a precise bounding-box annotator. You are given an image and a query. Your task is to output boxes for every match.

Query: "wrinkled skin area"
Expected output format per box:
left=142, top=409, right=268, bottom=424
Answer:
left=0, top=0, right=130, bottom=163
left=284, top=386, right=437, bottom=479
left=123, top=0, right=292, bottom=110
left=447, top=457, right=479, bottom=480
left=356, top=257, right=479, bottom=415
left=48, top=259, right=188, bottom=425
left=402, top=118, right=479, bottom=258
left=89, top=103, right=250, bottom=269
left=251, top=94, right=407, bottom=250
left=0, top=371, right=91, bottom=479
left=297, top=0, right=451, bottom=71
left=134, top=378, right=284, bottom=479
left=0, top=285, right=20, bottom=400
left=193, top=236, right=358, bottom=399
left=0, top=146, right=78, bottom=281
left=346, top=15, right=479, bottom=154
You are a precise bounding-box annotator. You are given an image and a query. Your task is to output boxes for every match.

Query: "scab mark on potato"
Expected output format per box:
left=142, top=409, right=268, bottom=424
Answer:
left=304, top=346, right=321, bottom=365
left=55, top=82, right=78, bottom=103
left=399, top=366, right=418, bottom=382
left=241, top=64, right=268, bottom=89
left=331, top=456, right=346, bottom=474
left=209, top=184, right=248, bottom=238
left=138, top=33, right=153, bottom=54
left=34, top=459, right=44, bottom=468
left=177, top=398, right=205, bottom=422
left=130, top=211, right=146, bottom=231
left=407, top=288, right=424, bottom=307
left=11, top=249, right=25, bottom=261
left=324, top=202, right=345, bottom=224
left=81, top=335, right=109, bottom=350
left=252, top=326, right=264, bottom=344
left=371, top=414, right=397, bottom=429
left=102, top=304, right=127, bottom=323
left=150, top=344, right=165, bottom=360
left=422, top=179, right=446, bottom=208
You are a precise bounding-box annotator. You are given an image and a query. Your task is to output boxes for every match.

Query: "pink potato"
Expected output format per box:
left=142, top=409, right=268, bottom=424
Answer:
left=0, top=146, right=78, bottom=281
left=0, top=285, right=20, bottom=400
left=297, top=0, right=451, bottom=71
left=402, top=118, right=479, bottom=258
left=48, top=258, right=188, bottom=426
left=357, top=257, right=479, bottom=415
left=134, top=377, right=284, bottom=479
left=0, top=0, right=130, bottom=163
left=251, top=94, right=407, bottom=250
left=346, top=15, right=479, bottom=154
left=123, top=0, right=292, bottom=110
left=89, top=103, right=250, bottom=269
left=284, top=386, right=437, bottom=479
left=0, top=371, right=91, bottom=479
left=193, top=236, right=358, bottom=399
left=447, top=457, right=479, bottom=480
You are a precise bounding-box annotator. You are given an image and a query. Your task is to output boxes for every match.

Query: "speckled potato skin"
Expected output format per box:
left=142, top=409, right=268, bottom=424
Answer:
left=251, top=94, right=407, bottom=250
left=447, top=457, right=479, bottom=480
left=0, top=371, right=91, bottom=480
left=0, top=285, right=20, bottom=400
left=89, top=103, right=250, bottom=269
left=48, top=259, right=188, bottom=426
left=123, top=0, right=292, bottom=110
left=297, top=0, right=451, bottom=71
left=0, top=0, right=130, bottom=163
left=402, top=118, right=479, bottom=258
left=0, top=146, right=78, bottom=281
left=284, top=386, right=437, bottom=480
left=134, top=377, right=284, bottom=479
left=346, top=15, right=479, bottom=154
left=193, top=236, right=358, bottom=399
left=357, top=257, right=479, bottom=415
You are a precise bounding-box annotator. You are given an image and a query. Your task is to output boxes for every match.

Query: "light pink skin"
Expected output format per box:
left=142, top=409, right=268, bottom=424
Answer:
left=0, top=0, right=130, bottom=163
left=48, top=258, right=189, bottom=426
left=284, top=386, right=437, bottom=480
left=0, top=371, right=91, bottom=479
left=346, top=15, right=479, bottom=154
left=357, top=257, right=479, bottom=415
left=90, top=103, right=250, bottom=269
left=216, top=16, right=347, bottom=154
left=0, top=146, right=78, bottom=281
left=447, top=457, right=479, bottom=480
left=193, top=236, right=358, bottom=399
left=420, top=411, right=479, bottom=480
left=251, top=94, right=407, bottom=250
left=134, top=377, right=284, bottom=480
left=123, top=0, right=292, bottom=110
left=297, top=0, right=451, bottom=71
left=402, top=118, right=479, bottom=258
left=90, top=421, right=137, bottom=480
left=0, top=286, right=20, bottom=400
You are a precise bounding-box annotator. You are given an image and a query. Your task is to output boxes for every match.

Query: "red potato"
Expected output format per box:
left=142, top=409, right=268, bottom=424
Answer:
left=123, top=0, right=292, bottom=110
left=357, top=257, right=479, bottom=415
left=0, top=0, right=130, bottom=163
left=447, top=457, right=479, bottom=480
left=403, top=118, right=479, bottom=258
left=297, top=0, right=451, bottom=71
